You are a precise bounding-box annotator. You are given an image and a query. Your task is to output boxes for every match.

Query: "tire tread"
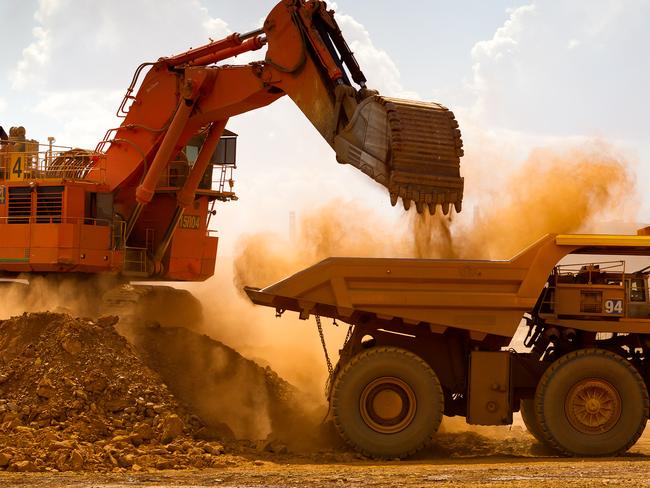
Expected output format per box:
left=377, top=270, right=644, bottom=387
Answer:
left=535, top=348, right=649, bottom=456
left=331, top=346, right=443, bottom=459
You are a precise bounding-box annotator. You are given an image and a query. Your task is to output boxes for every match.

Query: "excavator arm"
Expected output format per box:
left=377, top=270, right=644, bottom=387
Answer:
left=99, top=0, right=465, bottom=245
left=261, top=0, right=465, bottom=216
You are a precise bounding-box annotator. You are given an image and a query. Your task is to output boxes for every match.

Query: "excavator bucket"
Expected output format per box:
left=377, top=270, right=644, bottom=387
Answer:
left=334, top=96, right=464, bottom=214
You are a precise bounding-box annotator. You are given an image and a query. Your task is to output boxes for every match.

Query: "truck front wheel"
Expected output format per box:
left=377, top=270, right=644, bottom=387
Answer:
left=535, top=348, right=649, bottom=456
left=331, top=346, right=444, bottom=458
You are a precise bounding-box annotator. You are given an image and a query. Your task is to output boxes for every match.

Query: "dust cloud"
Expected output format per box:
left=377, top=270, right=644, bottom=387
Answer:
left=0, top=275, right=115, bottom=320
left=224, top=140, right=636, bottom=394
left=233, top=142, right=635, bottom=281
left=416, top=143, right=637, bottom=260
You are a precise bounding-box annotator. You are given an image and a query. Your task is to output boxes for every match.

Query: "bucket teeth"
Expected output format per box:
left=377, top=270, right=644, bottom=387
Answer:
left=402, top=198, right=411, bottom=211
left=441, top=202, right=450, bottom=216
left=428, top=203, right=436, bottom=215
left=334, top=94, right=465, bottom=216
left=415, top=201, right=424, bottom=214
left=454, top=200, right=462, bottom=213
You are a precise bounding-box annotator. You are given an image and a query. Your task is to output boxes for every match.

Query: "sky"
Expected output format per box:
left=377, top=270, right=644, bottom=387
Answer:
left=1, top=0, right=649, bottom=255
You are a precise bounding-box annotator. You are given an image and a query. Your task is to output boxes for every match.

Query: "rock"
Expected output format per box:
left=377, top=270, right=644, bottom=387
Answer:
left=36, top=378, right=56, bottom=399
left=111, top=435, right=131, bottom=445
left=61, top=338, right=82, bottom=355
left=105, top=398, right=130, bottom=412
left=160, top=414, right=184, bottom=444
left=0, top=452, right=12, bottom=467
left=51, top=440, right=76, bottom=450
left=14, top=426, right=34, bottom=436
left=55, top=449, right=84, bottom=472
left=85, top=374, right=107, bottom=394
left=194, top=422, right=234, bottom=441
left=68, top=450, right=84, bottom=471
left=134, top=454, right=157, bottom=468
left=155, top=459, right=174, bottom=470
left=41, top=431, right=60, bottom=444
left=134, top=422, right=154, bottom=441
left=188, top=447, right=204, bottom=457
left=10, top=460, right=37, bottom=472
left=264, top=441, right=288, bottom=454
left=204, top=443, right=224, bottom=455
left=118, top=454, right=135, bottom=468
left=73, top=389, right=88, bottom=401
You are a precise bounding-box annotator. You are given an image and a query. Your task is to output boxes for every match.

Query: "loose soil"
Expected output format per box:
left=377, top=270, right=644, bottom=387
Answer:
left=1, top=311, right=650, bottom=487
left=0, top=313, right=325, bottom=474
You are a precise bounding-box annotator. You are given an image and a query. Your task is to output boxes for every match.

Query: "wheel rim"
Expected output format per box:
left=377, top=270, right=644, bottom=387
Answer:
left=564, top=378, right=622, bottom=434
left=359, top=377, right=417, bottom=434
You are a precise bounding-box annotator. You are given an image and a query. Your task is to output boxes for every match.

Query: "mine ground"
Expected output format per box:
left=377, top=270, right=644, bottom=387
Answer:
left=4, top=451, right=650, bottom=487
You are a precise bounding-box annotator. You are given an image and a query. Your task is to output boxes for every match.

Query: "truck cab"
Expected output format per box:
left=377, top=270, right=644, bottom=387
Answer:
left=538, top=261, right=650, bottom=321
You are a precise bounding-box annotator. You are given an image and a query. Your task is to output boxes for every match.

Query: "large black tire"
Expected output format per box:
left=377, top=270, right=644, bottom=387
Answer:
left=520, top=398, right=547, bottom=445
left=535, top=348, right=649, bottom=456
left=331, top=346, right=444, bottom=458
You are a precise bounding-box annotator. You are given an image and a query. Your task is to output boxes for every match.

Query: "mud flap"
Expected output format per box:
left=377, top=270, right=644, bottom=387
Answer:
left=467, top=351, right=513, bottom=425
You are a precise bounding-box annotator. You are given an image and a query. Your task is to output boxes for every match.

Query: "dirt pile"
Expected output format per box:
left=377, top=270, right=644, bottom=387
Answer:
left=126, top=323, right=322, bottom=448
left=0, top=312, right=227, bottom=473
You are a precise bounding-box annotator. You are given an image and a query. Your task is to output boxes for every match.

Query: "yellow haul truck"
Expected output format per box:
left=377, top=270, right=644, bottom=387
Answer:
left=246, top=232, right=650, bottom=458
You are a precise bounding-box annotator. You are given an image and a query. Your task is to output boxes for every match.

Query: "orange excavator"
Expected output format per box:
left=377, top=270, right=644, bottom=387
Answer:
left=0, top=0, right=464, bottom=315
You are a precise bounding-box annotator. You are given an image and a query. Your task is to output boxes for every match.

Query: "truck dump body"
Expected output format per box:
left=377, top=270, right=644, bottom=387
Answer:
left=246, top=233, right=650, bottom=339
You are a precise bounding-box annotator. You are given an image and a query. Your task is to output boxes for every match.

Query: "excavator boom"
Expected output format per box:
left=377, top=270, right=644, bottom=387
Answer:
left=101, top=0, right=464, bottom=220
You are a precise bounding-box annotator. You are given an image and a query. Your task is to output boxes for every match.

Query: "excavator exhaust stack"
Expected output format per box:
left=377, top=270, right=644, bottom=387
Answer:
left=334, top=95, right=464, bottom=214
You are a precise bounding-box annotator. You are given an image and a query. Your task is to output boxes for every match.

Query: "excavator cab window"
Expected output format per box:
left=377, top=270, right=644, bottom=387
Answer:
left=185, top=145, right=199, bottom=165
left=214, top=132, right=237, bottom=166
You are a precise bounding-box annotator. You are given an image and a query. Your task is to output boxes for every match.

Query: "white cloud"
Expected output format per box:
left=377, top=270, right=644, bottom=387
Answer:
left=11, top=0, right=231, bottom=93
left=34, top=0, right=67, bottom=24
left=0, top=97, right=6, bottom=114
left=567, top=39, right=580, bottom=50
left=31, top=89, right=123, bottom=148
left=467, top=0, right=650, bottom=140
left=7, top=0, right=233, bottom=147
left=203, top=17, right=229, bottom=37
left=11, top=26, right=51, bottom=89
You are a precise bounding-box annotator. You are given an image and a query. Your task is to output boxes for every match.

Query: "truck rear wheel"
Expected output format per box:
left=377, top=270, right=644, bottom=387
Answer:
left=535, top=348, right=649, bottom=456
left=331, top=346, right=443, bottom=458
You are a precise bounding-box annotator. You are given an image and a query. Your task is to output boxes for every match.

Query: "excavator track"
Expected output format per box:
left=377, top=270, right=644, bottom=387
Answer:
left=335, top=95, right=464, bottom=214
